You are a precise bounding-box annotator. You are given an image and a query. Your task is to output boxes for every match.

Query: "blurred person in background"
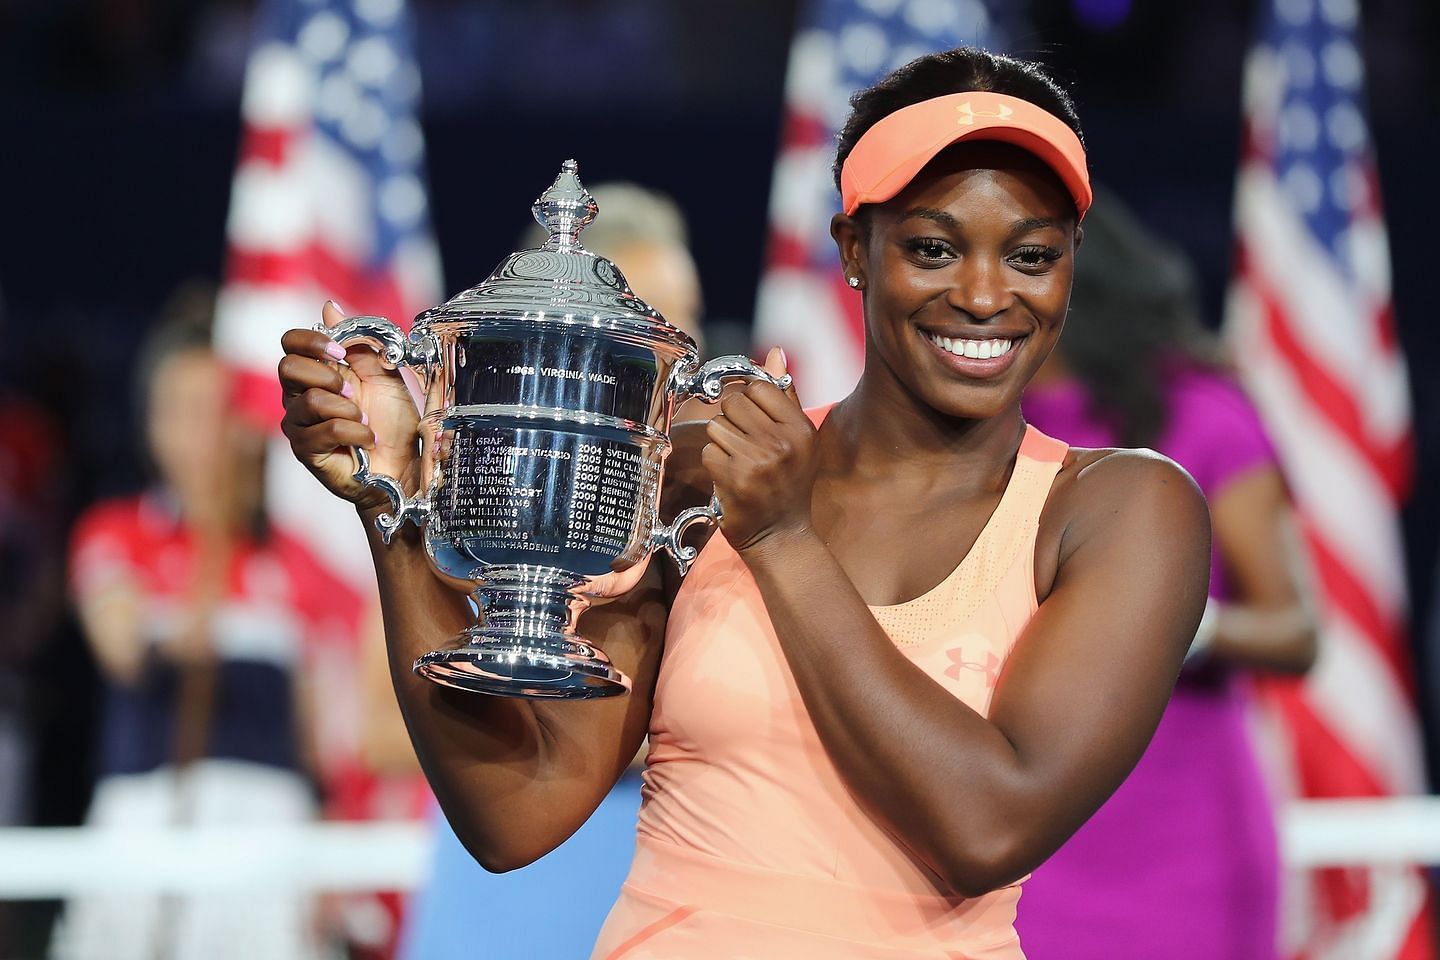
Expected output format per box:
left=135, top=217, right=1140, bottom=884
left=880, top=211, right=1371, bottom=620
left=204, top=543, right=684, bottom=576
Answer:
left=0, top=288, right=68, bottom=958
left=354, top=182, right=709, bottom=960
left=514, top=180, right=705, bottom=352
left=1016, top=191, right=1316, bottom=958
left=50, top=285, right=352, bottom=960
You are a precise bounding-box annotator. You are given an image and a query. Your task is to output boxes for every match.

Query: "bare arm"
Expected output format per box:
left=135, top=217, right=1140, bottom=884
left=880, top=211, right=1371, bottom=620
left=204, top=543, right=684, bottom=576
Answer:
left=1204, top=464, right=1317, bottom=673
left=357, top=602, right=423, bottom=777
left=76, top=565, right=221, bottom=685
left=706, top=382, right=1210, bottom=897
left=279, top=304, right=680, bottom=870
left=362, top=508, right=665, bottom=870
left=75, top=578, right=147, bottom=686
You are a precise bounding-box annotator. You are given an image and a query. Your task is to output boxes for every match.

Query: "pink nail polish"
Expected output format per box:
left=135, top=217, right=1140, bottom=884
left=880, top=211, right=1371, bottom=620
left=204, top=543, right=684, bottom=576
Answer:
left=326, top=298, right=345, bottom=315
left=361, top=411, right=369, bottom=427
left=325, top=341, right=347, bottom=361
left=778, top=347, right=788, bottom=370
left=341, top=381, right=354, bottom=399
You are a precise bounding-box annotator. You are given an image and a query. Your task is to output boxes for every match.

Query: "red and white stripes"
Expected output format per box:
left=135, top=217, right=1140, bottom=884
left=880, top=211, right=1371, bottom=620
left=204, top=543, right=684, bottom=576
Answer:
left=1226, top=27, right=1433, bottom=960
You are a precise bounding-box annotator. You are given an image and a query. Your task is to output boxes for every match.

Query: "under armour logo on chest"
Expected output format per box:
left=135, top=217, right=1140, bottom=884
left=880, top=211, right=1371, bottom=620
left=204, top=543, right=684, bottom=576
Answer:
left=944, top=647, right=1002, bottom=688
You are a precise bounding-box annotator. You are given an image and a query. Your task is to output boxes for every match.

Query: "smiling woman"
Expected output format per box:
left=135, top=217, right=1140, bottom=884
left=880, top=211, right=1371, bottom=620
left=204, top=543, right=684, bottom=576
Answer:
left=830, top=141, right=1079, bottom=425
left=278, top=46, right=1211, bottom=960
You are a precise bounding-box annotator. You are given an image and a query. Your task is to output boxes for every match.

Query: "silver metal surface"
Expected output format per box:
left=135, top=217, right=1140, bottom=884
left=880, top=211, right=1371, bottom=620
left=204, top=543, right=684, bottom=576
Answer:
left=323, top=160, right=790, bottom=700
left=325, top=315, right=440, bottom=544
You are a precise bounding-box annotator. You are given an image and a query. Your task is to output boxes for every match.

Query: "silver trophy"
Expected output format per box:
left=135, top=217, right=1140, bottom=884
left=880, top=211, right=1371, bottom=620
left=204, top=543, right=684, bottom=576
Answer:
left=325, top=161, right=788, bottom=699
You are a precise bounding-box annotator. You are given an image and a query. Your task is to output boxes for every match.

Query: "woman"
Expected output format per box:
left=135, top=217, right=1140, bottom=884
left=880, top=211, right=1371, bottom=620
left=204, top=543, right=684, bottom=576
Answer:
left=1017, top=192, right=1315, bottom=959
left=58, top=291, right=343, bottom=960
left=279, top=48, right=1211, bottom=958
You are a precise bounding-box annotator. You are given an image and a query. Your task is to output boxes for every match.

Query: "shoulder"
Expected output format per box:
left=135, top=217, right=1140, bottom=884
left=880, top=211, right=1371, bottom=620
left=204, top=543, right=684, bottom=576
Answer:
left=1068, top=443, right=1197, bottom=483
left=71, top=495, right=148, bottom=550
left=69, top=494, right=151, bottom=589
left=1055, top=445, right=1205, bottom=508
left=1038, top=447, right=1209, bottom=594
left=1069, top=445, right=1205, bottom=519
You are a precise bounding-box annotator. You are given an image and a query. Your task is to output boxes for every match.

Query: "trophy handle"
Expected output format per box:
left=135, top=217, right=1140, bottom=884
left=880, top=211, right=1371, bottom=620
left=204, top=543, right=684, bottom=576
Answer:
left=659, top=356, right=788, bottom=574
left=671, top=355, right=792, bottom=402
left=319, top=315, right=438, bottom=544
left=652, top=495, right=723, bottom=577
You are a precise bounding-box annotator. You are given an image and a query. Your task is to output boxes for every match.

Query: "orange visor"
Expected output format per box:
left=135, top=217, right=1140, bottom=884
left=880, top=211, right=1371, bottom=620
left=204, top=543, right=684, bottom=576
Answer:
left=839, top=92, right=1092, bottom=220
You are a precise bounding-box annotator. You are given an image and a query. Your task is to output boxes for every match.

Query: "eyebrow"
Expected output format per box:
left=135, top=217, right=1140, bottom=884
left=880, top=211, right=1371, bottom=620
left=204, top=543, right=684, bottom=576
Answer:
left=901, top=207, right=958, bottom=228
left=899, top=209, right=1065, bottom=236
left=1010, top=216, right=1062, bottom=234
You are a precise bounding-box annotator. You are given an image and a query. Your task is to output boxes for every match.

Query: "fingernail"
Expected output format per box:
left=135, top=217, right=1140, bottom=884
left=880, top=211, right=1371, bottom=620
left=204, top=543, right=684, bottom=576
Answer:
left=361, top=411, right=369, bottom=426
left=325, top=341, right=347, bottom=361
left=340, top=381, right=354, bottom=399
left=778, top=347, right=788, bottom=370
left=326, top=299, right=345, bottom=315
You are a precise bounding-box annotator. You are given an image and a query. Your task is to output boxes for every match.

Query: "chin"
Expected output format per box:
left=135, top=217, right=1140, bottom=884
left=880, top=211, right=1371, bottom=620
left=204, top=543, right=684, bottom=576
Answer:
left=915, top=358, right=1034, bottom=422
left=916, top=382, right=1020, bottom=423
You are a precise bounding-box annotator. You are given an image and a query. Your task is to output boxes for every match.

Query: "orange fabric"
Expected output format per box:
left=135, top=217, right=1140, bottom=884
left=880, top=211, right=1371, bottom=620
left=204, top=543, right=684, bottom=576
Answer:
left=840, top=92, right=1092, bottom=220
left=591, top=410, right=1070, bottom=959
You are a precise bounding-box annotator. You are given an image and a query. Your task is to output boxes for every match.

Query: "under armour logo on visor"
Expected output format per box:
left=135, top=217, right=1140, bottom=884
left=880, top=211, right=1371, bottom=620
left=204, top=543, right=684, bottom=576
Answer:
left=955, top=101, right=1014, bottom=126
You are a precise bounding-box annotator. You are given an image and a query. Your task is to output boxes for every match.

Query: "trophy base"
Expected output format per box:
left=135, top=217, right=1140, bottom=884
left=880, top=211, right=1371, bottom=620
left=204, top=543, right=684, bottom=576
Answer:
left=413, top=627, right=632, bottom=700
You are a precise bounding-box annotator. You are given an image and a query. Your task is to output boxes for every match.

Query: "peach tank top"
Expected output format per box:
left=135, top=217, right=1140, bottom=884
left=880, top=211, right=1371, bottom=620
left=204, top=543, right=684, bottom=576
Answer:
left=591, top=411, right=1069, bottom=960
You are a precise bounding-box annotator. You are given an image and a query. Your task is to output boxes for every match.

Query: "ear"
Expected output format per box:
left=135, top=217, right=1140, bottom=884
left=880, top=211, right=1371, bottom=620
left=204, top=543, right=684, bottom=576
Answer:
left=830, top=212, right=868, bottom=285
left=1073, top=223, right=1084, bottom=252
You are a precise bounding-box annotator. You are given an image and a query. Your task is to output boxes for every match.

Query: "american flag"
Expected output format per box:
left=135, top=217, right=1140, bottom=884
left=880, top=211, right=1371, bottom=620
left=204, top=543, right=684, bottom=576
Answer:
left=754, top=0, right=1017, bottom=404
left=1224, top=0, right=1433, bottom=957
left=212, top=5, right=439, bottom=951
left=214, top=0, right=443, bottom=590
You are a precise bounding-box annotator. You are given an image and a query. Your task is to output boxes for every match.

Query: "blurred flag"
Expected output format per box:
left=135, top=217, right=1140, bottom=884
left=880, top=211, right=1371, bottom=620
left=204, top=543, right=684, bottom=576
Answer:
left=212, top=3, right=441, bottom=955
left=754, top=0, right=1020, bottom=403
left=1224, top=1, right=1433, bottom=958
left=214, top=0, right=443, bottom=589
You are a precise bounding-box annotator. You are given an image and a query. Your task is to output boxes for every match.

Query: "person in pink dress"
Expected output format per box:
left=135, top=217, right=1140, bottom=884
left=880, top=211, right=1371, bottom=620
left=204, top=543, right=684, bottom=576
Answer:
left=1017, top=193, right=1316, bottom=958
left=278, top=48, right=1213, bottom=958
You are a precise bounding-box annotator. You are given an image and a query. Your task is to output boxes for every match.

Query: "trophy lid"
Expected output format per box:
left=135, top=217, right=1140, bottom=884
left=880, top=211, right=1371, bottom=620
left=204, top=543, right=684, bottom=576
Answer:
left=417, top=160, right=695, bottom=352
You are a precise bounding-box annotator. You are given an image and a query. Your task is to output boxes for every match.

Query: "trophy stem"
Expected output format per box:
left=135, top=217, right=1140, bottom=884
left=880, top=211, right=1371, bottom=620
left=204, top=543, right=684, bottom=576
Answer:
left=413, top=576, right=632, bottom=699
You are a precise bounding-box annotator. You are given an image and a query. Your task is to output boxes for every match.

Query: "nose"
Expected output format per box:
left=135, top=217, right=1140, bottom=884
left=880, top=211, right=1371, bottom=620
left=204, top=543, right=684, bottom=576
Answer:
left=947, top=255, right=1014, bottom=322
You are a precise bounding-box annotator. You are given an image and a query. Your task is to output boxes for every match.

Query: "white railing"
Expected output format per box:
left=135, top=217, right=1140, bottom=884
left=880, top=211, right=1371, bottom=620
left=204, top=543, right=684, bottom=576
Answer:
left=1283, top=797, right=1440, bottom=866
left=0, top=798, right=1437, bottom=897
left=0, top=821, right=432, bottom=897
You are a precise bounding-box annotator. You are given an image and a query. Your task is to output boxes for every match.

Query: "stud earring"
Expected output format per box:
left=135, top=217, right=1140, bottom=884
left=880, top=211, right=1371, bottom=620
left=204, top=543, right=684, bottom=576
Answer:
left=847, top=276, right=862, bottom=289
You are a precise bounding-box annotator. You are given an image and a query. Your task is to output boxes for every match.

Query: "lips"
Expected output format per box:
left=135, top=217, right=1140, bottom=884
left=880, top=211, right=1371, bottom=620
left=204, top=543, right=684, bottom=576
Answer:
left=919, top=327, right=1025, bottom=378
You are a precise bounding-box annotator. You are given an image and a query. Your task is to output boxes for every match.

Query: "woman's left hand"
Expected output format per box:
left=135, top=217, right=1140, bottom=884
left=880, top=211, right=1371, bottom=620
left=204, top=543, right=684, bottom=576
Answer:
left=703, top=348, right=817, bottom=553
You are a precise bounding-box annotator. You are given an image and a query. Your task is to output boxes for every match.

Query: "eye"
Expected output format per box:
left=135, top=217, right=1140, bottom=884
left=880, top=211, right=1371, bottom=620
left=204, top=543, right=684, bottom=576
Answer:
left=903, top=237, right=955, bottom=264
left=1008, top=245, right=1063, bottom=272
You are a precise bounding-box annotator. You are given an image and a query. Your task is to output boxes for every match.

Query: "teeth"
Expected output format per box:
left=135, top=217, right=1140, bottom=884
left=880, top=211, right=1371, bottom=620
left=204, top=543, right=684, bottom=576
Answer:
left=925, top=331, right=1014, bottom=360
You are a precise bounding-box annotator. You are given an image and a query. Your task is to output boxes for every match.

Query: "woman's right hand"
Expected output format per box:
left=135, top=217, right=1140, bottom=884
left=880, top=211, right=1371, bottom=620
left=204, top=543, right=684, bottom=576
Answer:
left=278, top=300, right=421, bottom=511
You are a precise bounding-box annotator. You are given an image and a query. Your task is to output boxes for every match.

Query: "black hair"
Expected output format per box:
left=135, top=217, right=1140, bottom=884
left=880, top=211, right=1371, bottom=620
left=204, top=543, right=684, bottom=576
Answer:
left=833, top=47, right=1084, bottom=197
left=1056, top=187, right=1221, bottom=447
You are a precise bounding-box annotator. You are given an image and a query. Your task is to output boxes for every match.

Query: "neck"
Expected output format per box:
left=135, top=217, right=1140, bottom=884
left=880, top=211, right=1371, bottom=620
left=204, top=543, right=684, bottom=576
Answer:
left=824, top=365, right=1026, bottom=494
left=170, top=479, right=245, bottom=543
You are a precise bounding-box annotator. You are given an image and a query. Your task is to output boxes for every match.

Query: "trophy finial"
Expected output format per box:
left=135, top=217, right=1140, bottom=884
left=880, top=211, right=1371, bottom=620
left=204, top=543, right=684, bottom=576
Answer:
left=533, top=159, right=598, bottom=251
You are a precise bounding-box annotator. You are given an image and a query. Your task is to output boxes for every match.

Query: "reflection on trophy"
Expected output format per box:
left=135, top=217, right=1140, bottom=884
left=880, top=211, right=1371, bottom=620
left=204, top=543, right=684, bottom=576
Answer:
left=324, top=161, right=789, bottom=700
